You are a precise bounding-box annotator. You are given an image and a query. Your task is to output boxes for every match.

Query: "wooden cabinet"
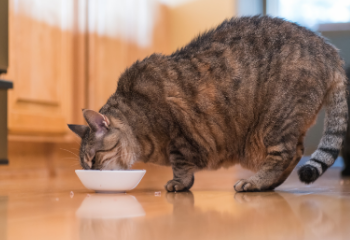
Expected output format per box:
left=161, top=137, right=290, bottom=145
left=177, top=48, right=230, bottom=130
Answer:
left=4, top=0, right=74, bottom=137
left=3, top=0, right=170, bottom=140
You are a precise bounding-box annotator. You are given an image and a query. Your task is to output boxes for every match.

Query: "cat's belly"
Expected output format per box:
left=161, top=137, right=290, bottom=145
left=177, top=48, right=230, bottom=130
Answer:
left=205, top=151, right=240, bottom=170
left=207, top=159, right=238, bottom=170
left=144, top=153, right=171, bottom=166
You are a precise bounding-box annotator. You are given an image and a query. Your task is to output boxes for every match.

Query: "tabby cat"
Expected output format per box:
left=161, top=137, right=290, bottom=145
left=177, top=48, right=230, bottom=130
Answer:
left=68, top=16, right=348, bottom=192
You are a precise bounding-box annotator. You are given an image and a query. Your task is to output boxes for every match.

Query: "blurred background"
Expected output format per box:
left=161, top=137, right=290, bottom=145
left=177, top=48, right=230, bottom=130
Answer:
left=1, top=0, right=350, bottom=178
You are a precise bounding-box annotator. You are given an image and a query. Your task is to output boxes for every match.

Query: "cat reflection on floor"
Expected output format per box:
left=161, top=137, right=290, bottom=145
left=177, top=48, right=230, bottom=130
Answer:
left=78, top=191, right=347, bottom=240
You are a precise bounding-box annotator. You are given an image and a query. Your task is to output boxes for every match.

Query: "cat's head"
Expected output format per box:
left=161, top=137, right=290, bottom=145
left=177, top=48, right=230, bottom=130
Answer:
left=68, top=109, right=138, bottom=170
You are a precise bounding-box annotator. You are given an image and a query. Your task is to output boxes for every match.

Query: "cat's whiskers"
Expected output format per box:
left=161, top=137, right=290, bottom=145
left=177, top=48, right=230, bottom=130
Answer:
left=59, top=148, right=79, bottom=158
left=70, top=162, right=81, bottom=167
left=61, top=157, right=79, bottom=160
left=72, top=137, right=81, bottom=146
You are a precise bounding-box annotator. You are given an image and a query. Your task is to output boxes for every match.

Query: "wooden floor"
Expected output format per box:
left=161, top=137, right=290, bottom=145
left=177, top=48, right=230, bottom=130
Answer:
left=1, top=163, right=350, bottom=240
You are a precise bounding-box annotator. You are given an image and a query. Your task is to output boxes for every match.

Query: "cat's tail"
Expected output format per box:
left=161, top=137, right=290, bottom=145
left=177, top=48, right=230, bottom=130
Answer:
left=298, top=70, right=348, bottom=183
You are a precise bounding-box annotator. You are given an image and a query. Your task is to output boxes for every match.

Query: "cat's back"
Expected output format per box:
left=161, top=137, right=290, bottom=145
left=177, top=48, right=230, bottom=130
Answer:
left=171, top=15, right=340, bottom=67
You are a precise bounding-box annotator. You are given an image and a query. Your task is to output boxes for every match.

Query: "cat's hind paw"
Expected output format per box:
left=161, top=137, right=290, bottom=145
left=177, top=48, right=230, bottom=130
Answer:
left=165, top=179, right=188, bottom=192
left=234, top=179, right=258, bottom=192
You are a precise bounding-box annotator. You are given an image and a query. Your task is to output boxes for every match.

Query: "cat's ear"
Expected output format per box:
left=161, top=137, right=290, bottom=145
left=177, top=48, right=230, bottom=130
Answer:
left=68, top=124, right=89, bottom=138
left=82, top=109, right=110, bottom=134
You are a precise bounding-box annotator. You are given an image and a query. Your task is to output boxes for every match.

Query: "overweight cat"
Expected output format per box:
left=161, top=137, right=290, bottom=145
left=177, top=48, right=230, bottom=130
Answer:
left=68, top=16, right=348, bottom=192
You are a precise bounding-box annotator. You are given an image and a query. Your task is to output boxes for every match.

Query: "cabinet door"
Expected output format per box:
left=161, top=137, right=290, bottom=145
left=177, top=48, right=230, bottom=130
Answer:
left=5, top=0, right=74, bottom=135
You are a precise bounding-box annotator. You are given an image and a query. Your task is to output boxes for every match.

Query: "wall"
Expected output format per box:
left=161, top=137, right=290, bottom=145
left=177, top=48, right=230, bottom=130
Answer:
left=168, top=0, right=236, bottom=52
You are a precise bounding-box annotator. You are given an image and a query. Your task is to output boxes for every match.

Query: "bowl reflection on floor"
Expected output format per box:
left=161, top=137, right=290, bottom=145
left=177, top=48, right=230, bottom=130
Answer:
left=76, top=194, right=145, bottom=219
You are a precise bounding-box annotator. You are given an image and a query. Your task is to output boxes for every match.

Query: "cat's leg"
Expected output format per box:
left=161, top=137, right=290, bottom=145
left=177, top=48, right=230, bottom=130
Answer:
left=165, top=163, right=195, bottom=192
left=165, top=152, right=196, bottom=192
left=265, top=140, right=304, bottom=189
left=234, top=136, right=302, bottom=192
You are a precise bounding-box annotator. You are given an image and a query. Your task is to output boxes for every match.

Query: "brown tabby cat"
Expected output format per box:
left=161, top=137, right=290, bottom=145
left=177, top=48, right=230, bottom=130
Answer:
left=68, top=16, right=348, bottom=192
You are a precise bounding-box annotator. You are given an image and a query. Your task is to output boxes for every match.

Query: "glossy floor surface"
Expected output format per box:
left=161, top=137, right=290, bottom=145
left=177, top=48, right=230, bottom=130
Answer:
left=1, top=163, right=350, bottom=240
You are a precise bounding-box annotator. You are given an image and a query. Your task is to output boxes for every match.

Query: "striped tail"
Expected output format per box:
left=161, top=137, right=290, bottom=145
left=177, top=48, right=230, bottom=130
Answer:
left=298, top=71, right=348, bottom=183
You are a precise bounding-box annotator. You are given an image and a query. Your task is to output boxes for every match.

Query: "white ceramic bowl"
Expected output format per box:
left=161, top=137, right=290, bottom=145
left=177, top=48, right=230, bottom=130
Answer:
left=75, top=169, right=146, bottom=193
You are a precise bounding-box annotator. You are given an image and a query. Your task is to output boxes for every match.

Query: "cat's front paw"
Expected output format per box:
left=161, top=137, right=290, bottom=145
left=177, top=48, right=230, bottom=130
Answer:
left=165, top=179, right=188, bottom=192
left=234, top=179, right=259, bottom=192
